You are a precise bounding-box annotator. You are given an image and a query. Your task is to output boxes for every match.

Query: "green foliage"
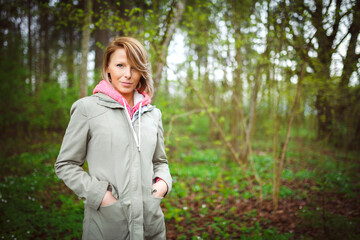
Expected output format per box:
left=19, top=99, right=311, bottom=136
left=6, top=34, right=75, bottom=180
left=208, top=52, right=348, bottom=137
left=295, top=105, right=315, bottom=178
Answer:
left=154, top=90, right=213, bottom=160
left=318, top=171, right=354, bottom=196
left=0, top=144, right=83, bottom=239
left=299, top=207, right=360, bottom=240
left=0, top=25, right=77, bottom=136
left=1, top=79, right=76, bottom=135
left=295, top=169, right=315, bottom=180
left=25, top=83, right=76, bottom=131
left=0, top=44, right=29, bottom=131
left=1, top=0, right=360, bottom=239
left=1, top=131, right=359, bottom=239
left=181, top=149, right=220, bottom=163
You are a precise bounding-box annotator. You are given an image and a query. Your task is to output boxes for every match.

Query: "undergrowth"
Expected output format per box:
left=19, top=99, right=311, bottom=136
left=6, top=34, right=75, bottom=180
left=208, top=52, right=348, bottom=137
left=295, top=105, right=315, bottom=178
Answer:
left=0, top=133, right=359, bottom=239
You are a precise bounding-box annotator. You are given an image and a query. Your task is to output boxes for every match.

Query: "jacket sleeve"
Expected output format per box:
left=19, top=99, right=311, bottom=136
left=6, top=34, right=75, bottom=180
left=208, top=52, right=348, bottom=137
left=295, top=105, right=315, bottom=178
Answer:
left=152, top=109, right=172, bottom=194
left=55, top=100, right=108, bottom=210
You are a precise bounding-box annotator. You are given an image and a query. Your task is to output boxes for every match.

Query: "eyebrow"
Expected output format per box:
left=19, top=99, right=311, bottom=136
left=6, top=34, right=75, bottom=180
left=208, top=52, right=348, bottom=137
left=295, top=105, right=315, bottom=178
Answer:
left=114, top=61, right=128, bottom=65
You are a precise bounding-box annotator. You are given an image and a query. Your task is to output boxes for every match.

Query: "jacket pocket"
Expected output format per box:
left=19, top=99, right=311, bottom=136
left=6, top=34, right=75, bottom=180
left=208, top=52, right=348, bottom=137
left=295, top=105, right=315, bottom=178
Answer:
left=87, top=200, right=129, bottom=240
left=143, top=194, right=165, bottom=239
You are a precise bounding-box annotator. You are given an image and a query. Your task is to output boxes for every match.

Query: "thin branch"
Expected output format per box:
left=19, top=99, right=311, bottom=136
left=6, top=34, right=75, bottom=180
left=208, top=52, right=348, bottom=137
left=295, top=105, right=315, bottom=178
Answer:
left=154, top=0, right=175, bottom=44
left=153, top=0, right=186, bottom=90
left=302, top=3, right=315, bottom=18
left=329, top=0, right=343, bottom=42
left=238, top=95, right=263, bottom=202
left=166, top=109, right=204, bottom=141
left=160, top=0, right=177, bottom=46
left=232, top=89, right=263, bottom=202
left=333, top=31, right=350, bottom=52
left=179, top=77, right=257, bottom=196
left=324, top=0, right=333, bottom=17
left=273, top=61, right=306, bottom=209
left=279, top=62, right=305, bottom=180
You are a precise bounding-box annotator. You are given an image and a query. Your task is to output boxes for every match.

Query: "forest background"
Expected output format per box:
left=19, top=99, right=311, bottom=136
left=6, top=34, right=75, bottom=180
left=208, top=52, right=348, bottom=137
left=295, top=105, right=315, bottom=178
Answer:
left=1, top=0, right=359, bottom=239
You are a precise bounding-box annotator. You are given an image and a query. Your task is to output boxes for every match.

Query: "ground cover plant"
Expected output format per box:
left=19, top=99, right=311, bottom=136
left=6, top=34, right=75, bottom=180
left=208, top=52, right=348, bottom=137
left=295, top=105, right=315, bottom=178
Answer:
left=1, top=131, right=359, bottom=239
left=2, top=0, right=360, bottom=239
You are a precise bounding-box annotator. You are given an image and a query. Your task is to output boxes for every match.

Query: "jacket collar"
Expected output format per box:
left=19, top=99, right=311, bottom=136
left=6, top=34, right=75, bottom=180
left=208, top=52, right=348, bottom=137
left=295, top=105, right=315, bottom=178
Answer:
left=94, top=93, right=124, bottom=109
left=93, top=80, right=152, bottom=118
left=94, top=92, right=155, bottom=113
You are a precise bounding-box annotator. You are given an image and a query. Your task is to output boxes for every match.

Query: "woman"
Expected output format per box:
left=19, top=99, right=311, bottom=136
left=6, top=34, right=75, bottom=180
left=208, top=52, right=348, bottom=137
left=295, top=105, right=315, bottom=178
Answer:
left=55, top=37, right=172, bottom=240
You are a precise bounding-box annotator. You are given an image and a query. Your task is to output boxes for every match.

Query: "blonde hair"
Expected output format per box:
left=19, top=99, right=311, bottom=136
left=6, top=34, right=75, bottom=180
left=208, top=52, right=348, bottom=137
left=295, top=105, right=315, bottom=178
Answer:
left=102, top=37, right=153, bottom=96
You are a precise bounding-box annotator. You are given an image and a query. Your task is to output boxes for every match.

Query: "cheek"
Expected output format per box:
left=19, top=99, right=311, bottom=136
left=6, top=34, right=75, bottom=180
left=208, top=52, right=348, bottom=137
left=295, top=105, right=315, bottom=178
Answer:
left=134, top=72, right=142, bottom=83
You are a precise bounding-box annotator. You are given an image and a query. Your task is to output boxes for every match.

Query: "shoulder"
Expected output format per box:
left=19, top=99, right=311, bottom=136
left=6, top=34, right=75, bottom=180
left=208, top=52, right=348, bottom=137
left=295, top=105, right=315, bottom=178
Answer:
left=71, top=95, right=98, bottom=111
left=145, top=105, right=163, bottom=123
left=70, top=95, right=109, bottom=119
left=154, top=107, right=162, bottom=118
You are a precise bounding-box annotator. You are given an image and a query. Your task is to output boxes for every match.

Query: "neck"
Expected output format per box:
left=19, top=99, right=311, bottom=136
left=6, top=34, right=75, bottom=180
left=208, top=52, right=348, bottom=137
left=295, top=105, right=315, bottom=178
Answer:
left=124, top=93, right=134, bottom=107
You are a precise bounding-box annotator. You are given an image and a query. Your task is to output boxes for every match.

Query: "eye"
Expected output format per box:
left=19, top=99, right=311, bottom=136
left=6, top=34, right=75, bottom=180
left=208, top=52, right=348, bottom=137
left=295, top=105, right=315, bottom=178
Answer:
left=117, top=64, right=124, bottom=68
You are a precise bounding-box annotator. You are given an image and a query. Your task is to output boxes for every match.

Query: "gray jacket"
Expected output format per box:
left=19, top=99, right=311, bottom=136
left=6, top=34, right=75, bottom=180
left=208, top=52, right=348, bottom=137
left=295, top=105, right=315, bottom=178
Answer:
left=55, top=92, right=172, bottom=240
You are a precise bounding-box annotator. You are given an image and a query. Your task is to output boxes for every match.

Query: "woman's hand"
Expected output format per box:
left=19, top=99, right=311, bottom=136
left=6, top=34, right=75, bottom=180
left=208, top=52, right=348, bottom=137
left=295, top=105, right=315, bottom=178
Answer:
left=100, top=190, right=117, bottom=207
left=152, top=179, right=168, bottom=198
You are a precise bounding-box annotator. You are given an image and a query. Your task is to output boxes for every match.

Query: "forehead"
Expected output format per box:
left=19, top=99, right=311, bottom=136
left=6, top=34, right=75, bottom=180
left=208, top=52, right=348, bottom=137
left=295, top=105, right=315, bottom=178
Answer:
left=109, top=48, right=128, bottom=62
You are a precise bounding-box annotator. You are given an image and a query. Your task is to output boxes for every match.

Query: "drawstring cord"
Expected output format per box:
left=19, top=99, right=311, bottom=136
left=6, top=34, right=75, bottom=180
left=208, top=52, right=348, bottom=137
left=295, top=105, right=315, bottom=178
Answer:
left=138, top=102, right=142, bottom=152
left=122, top=99, right=141, bottom=152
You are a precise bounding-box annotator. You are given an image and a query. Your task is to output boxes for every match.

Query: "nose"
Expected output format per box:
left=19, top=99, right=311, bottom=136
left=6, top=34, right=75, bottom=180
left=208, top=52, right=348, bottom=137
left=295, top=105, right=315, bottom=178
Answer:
left=124, top=66, right=132, bottom=78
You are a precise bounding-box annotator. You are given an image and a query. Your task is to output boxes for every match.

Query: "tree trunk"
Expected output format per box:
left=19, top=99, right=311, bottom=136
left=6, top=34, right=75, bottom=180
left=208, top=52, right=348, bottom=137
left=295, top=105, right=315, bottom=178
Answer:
left=93, top=0, right=111, bottom=81
left=94, top=28, right=110, bottom=78
left=273, top=61, right=306, bottom=210
left=41, top=1, right=50, bottom=83
left=153, top=0, right=186, bottom=95
left=184, top=77, right=257, bottom=197
left=66, top=28, right=75, bottom=88
left=335, top=0, right=360, bottom=148
left=240, top=65, right=261, bottom=163
left=339, top=0, right=360, bottom=89
left=39, top=0, right=50, bottom=84
left=230, top=26, right=243, bottom=157
left=27, top=0, right=32, bottom=92
left=79, top=0, right=92, bottom=98
left=315, top=87, right=332, bottom=139
left=302, top=0, right=345, bottom=140
left=34, top=31, right=40, bottom=92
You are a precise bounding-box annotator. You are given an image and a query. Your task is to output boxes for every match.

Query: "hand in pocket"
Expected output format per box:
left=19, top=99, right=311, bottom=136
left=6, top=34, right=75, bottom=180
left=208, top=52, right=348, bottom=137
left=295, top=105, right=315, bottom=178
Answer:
left=152, top=179, right=168, bottom=198
left=100, top=190, right=117, bottom=207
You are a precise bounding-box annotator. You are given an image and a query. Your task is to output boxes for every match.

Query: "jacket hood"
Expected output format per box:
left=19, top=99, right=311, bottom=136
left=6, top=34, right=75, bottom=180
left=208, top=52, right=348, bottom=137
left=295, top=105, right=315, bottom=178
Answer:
left=93, top=80, right=151, bottom=118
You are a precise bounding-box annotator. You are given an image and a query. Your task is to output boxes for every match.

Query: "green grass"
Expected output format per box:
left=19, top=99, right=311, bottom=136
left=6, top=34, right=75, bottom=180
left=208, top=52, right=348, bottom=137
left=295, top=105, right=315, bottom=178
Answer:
left=298, top=207, right=360, bottom=240
left=0, top=132, right=359, bottom=239
left=0, top=145, right=83, bottom=239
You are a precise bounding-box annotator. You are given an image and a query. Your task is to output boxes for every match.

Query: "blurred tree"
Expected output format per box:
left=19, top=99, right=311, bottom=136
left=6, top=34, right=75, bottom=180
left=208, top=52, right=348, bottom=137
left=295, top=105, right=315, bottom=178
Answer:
left=1, top=0, right=359, bottom=197
left=151, top=0, right=186, bottom=95
left=27, top=0, right=33, bottom=91
left=180, top=0, right=218, bottom=138
left=92, top=0, right=110, bottom=79
left=336, top=0, right=360, bottom=149
left=225, top=0, right=255, bottom=159
left=291, top=0, right=360, bottom=149
left=80, top=0, right=91, bottom=98
left=223, top=0, right=270, bottom=167
left=38, top=0, right=51, bottom=85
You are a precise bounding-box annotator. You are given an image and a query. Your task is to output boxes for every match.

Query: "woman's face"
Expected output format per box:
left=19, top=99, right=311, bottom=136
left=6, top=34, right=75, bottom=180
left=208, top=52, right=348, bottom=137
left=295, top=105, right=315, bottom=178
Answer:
left=106, top=48, right=141, bottom=100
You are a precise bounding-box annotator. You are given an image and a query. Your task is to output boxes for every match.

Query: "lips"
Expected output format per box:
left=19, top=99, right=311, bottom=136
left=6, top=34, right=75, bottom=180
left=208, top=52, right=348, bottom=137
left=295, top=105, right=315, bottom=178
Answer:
left=120, top=82, right=132, bottom=86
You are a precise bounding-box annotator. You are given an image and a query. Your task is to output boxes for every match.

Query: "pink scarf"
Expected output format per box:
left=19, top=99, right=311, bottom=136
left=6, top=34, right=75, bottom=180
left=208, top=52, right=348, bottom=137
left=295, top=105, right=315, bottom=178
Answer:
left=93, top=80, right=151, bottom=118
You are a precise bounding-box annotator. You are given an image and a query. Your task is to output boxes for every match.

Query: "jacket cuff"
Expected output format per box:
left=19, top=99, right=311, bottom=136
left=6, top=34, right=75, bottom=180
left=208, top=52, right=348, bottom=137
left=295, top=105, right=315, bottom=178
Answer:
left=154, top=177, right=162, bottom=183
left=153, top=175, right=172, bottom=196
left=87, top=180, right=108, bottom=210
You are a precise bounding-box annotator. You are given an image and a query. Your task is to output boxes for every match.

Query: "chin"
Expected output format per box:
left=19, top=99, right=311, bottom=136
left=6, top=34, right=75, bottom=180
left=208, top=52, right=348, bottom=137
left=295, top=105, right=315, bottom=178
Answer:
left=119, top=89, right=133, bottom=95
